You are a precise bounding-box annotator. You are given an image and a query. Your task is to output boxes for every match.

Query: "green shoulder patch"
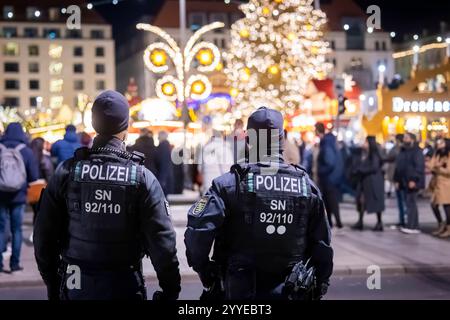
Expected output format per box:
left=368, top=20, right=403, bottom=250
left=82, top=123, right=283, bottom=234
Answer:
left=192, top=196, right=209, bottom=216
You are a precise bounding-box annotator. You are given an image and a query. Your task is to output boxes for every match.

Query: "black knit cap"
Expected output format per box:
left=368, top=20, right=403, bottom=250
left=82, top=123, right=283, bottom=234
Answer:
left=247, top=107, right=284, bottom=137
left=92, top=90, right=129, bottom=135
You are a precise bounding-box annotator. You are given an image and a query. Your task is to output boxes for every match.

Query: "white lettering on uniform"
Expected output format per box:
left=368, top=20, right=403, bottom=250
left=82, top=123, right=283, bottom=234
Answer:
left=256, top=175, right=302, bottom=194
left=79, top=164, right=129, bottom=182
left=256, top=175, right=264, bottom=190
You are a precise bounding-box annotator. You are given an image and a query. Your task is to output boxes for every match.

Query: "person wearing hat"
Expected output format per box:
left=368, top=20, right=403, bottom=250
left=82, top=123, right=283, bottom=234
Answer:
left=184, top=107, right=333, bottom=300
left=34, top=90, right=181, bottom=300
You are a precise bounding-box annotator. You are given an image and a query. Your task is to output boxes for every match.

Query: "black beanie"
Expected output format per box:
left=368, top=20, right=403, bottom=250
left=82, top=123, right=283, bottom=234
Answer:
left=247, top=107, right=284, bottom=137
left=92, top=90, right=129, bottom=135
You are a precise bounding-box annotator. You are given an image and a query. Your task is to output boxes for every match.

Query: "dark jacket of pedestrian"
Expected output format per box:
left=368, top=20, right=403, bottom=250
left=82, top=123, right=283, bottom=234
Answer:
left=0, top=123, right=39, bottom=205
left=130, top=135, right=157, bottom=174
left=394, top=143, right=425, bottom=190
left=31, top=138, right=54, bottom=182
left=317, top=133, right=344, bottom=186
left=356, top=147, right=385, bottom=213
left=155, top=137, right=174, bottom=196
left=51, top=125, right=80, bottom=165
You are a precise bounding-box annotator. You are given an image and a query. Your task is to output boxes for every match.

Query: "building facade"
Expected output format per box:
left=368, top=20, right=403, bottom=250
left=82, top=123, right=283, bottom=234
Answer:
left=117, top=0, right=394, bottom=97
left=0, top=1, right=115, bottom=113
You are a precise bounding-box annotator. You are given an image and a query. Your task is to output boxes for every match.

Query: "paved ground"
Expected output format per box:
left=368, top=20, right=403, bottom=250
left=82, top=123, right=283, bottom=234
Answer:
left=1, top=272, right=449, bottom=300
left=1, top=193, right=450, bottom=300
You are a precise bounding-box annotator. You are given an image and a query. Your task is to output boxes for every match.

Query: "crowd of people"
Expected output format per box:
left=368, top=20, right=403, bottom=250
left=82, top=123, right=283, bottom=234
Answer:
left=0, top=117, right=449, bottom=273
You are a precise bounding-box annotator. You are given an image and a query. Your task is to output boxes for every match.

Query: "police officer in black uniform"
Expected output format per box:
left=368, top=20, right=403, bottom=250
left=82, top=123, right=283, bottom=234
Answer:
left=185, top=107, right=333, bottom=300
left=34, top=90, right=181, bottom=300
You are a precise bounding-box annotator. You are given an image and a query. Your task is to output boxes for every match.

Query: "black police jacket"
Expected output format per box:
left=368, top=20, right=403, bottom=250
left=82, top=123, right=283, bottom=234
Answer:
left=34, top=136, right=181, bottom=299
left=185, top=157, right=333, bottom=290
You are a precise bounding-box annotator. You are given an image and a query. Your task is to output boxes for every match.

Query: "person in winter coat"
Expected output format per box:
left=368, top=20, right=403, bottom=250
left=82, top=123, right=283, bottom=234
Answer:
left=155, top=131, right=174, bottom=196
left=0, top=123, right=39, bottom=273
left=351, top=136, right=385, bottom=231
left=394, top=132, right=425, bottom=234
left=315, top=123, right=344, bottom=231
left=129, top=128, right=157, bottom=174
left=51, top=125, right=80, bottom=165
left=198, top=130, right=233, bottom=196
left=384, top=134, right=406, bottom=227
left=283, top=130, right=300, bottom=165
left=427, top=138, right=450, bottom=238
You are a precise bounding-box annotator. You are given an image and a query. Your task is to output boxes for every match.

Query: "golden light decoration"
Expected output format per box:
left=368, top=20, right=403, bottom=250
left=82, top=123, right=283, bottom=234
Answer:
left=186, top=75, right=212, bottom=100
left=225, top=0, right=332, bottom=114
left=196, top=48, right=214, bottom=66
left=138, top=22, right=224, bottom=103
left=287, top=33, right=297, bottom=41
left=215, top=62, right=224, bottom=71
left=239, top=29, right=250, bottom=38
left=150, top=49, right=167, bottom=67
left=241, top=67, right=251, bottom=82
left=191, top=80, right=206, bottom=95
left=230, top=88, right=239, bottom=97
left=268, top=65, right=280, bottom=75
left=162, top=82, right=176, bottom=96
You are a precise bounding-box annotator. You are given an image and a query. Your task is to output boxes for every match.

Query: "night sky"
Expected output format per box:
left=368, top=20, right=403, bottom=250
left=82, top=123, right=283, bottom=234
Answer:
left=95, top=0, right=450, bottom=42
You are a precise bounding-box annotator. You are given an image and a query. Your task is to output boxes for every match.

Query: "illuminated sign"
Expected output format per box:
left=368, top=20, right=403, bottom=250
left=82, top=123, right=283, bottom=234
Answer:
left=393, top=97, right=450, bottom=113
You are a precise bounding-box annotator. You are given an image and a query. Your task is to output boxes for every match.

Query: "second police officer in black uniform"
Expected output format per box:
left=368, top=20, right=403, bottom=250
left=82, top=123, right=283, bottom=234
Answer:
left=34, top=90, right=181, bottom=300
left=185, top=107, right=333, bottom=300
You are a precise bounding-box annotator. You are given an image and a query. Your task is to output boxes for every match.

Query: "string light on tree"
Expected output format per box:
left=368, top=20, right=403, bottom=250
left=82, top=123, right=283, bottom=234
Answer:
left=225, top=0, right=331, bottom=115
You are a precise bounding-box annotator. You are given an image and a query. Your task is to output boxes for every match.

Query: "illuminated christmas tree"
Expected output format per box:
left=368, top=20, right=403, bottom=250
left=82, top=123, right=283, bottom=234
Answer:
left=225, top=0, right=331, bottom=116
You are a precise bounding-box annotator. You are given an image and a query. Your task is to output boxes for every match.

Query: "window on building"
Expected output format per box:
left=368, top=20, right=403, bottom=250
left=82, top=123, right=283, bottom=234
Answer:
left=333, top=58, right=337, bottom=67
left=95, top=47, right=105, bottom=57
left=331, top=41, right=336, bottom=50
left=210, top=13, right=228, bottom=31
left=29, top=62, right=39, bottom=73
left=375, top=41, right=380, bottom=51
left=29, top=80, right=39, bottom=90
left=48, top=7, right=60, bottom=21
left=30, top=97, right=38, bottom=107
left=73, top=63, right=83, bottom=73
left=3, top=6, right=14, bottom=19
left=26, top=7, right=40, bottom=20
left=221, top=39, right=226, bottom=49
left=5, top=79, right=19, bottom=90
left=24, top=27, right=39, bottom=38
left=49, top=44, right=62, bottom=58
left=4, top=97, right=20, bottom=107
left=3, top=42, right=19, bottom=56
left=49, top=62, right=62, bottom=75
left=2, top=27, right=17, bottom=38
left=50, top=79, right=63, bottom=93
left=4, top=62, right=19, bottom=72
left=50, top=96, right=63, bottom=109
left=28, top=45, right=39, bottom=56
left=74, top=80, right=84, bottom=90
left=43, top=28, right=61, bottom=39
left=96, top=80, right=105, bottom=90
left=382, top=41, right=387, bottom=51
left=344, top=20, right=365, bottom=50
left=67, top=29, right=82, bottom=39
left=189, top=13, right=206, bottom=31
left=95, top=64, right=105, bottom=74
left=90, top=29, right=105, bottom=39
left=73, top=46, right=83, bottom=57
left=230, top=13, right=242, bottom=24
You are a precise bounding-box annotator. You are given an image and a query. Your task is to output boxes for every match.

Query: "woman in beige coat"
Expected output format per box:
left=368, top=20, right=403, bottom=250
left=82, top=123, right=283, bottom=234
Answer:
left=428, top=138, right=450, bottom=238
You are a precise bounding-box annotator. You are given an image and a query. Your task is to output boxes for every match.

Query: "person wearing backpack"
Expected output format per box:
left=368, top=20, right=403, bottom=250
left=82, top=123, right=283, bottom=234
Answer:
left=0, top=122, right=39, bottom=273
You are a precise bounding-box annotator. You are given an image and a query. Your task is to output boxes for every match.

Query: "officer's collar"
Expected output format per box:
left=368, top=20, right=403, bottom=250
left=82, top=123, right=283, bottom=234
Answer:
left=92, top=135, right=126, bottom=151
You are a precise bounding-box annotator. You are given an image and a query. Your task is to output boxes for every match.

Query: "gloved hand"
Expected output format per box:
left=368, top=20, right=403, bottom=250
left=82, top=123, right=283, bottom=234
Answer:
left=153, top=290, right=178, bottom=301
left=313, top=282, right=329, bottom=300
